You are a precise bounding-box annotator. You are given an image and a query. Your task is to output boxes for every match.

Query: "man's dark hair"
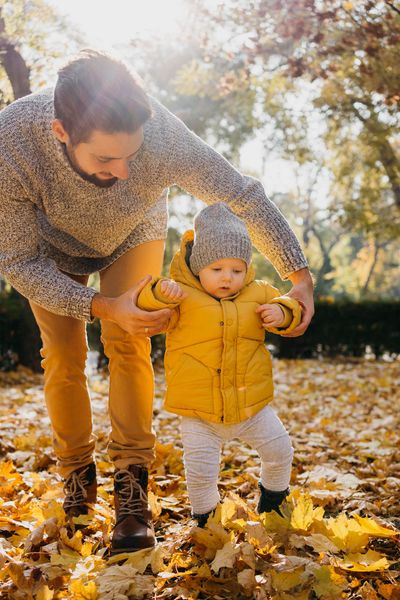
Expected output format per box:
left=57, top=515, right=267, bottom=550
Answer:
left=54, top=49, right=152, bottom=145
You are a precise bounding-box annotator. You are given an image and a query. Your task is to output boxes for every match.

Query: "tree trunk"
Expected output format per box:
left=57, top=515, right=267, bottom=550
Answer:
left=0, top=9, right=31, bottom=100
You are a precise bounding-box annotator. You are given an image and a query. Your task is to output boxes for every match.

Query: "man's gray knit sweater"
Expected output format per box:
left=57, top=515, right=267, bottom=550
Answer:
left=0, top=89, right=307, bottom=321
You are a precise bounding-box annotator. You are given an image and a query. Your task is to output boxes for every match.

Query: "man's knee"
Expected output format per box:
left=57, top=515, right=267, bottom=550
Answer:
left=101, top=321, right=150, bottom=358
left=40, top=329, right=88, bottom=372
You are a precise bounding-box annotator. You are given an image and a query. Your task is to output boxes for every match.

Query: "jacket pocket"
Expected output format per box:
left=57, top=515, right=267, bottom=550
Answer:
left=243, top=345, right=273, bottom=406
left=166, top=353, right=215, bottom=414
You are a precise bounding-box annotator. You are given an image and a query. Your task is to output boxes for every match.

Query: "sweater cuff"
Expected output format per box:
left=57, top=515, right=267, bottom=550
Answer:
left=69, top=286, right=98, bottom=322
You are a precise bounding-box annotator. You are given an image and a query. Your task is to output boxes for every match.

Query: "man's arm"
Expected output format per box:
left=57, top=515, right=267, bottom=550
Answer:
left=91, top=276, right=172, bottom=336
left=0, top=166, right=172, bottom=331
left=284, top=268, right=314, bottom=337
left=0, top=165, right=97, bottom=320
left=158, top=101, right=308, bottom=280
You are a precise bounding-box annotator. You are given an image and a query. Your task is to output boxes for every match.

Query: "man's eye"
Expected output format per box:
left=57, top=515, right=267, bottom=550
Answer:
left=234, top=270, right=243, bottom=274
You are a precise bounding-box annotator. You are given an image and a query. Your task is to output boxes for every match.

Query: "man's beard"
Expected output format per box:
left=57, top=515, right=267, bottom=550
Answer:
left=63, top=144, right=118, bottom=188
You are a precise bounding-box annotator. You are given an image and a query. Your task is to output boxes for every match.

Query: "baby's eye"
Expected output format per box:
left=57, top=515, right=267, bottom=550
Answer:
left=234, top=270, right=244, bottom=274
left=97, top=158, right=111, bottom=164
left=212, top=268, right=221, bottom=272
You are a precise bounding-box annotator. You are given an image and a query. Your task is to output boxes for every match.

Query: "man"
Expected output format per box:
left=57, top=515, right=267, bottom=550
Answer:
left=0, top=50, right=314, bottom=554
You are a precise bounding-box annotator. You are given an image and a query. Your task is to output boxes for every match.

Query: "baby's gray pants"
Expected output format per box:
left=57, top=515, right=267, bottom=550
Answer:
left=180, top=404, right=293, bottom=515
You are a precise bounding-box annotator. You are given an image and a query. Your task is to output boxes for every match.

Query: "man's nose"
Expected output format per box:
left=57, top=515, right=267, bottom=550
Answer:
left=110, top=160, right=129, bottom=180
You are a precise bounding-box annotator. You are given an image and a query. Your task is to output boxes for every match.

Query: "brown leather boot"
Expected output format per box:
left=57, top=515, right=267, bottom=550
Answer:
left=111, top=465, right=155, bottom=555
left=63, top=462, right=97, bottom=518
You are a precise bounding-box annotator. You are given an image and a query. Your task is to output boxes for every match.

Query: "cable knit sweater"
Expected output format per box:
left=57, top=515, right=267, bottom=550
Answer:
left=0, top=88, right=307, bottom=321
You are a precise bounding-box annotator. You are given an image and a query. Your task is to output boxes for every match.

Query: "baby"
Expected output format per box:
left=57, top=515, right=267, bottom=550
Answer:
left=138, top=203, right=301, bottom=525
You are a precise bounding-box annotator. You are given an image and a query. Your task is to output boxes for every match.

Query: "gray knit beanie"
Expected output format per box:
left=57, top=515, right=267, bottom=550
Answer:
left=189, top=203, right=252, bottom=276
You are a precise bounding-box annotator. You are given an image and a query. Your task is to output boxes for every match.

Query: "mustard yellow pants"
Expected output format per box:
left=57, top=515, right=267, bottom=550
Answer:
left=29, top=240, right=165, bottom=478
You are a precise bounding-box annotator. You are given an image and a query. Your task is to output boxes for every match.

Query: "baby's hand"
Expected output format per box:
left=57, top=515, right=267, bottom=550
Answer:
left=160, top=279, right=186, bottom=301
left=259, top=304, right=285, bottom=328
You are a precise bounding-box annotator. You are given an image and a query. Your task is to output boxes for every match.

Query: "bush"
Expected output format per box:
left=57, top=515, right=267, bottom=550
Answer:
left=268, top=301, right=400, bottom=358
left=0, top=296, right=398, bottom=371
left=0, top=290, right=42, bottom=371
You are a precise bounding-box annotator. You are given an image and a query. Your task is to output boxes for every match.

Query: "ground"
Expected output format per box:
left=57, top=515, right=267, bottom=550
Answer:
left=0, top=358, right=399, bottom=599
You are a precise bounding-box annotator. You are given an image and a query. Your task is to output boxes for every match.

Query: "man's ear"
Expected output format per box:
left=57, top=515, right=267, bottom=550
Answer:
left=51, top=119, right=70, bottom=144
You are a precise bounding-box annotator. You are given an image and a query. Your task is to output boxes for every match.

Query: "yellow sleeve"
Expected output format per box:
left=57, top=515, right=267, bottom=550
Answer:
left=267, top=295, right=302, bottom=335
left=257, top=281, right=302, bottom=335
left=137, top=277, right=181, bottom=311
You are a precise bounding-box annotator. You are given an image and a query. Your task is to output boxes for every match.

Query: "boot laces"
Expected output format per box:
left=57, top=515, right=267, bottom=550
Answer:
left=63, top=465, right=91, bottom=510
left=115, top=469, right=148, bottom=519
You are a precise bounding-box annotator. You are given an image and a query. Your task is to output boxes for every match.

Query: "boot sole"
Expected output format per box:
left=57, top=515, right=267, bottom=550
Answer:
left=109, top=541, right=156, bottom=556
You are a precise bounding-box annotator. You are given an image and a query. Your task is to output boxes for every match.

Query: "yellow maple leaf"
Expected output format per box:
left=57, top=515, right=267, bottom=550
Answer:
left=30, top=500, right=65, bottom=527
left=148, top=491, right=162, bottom=518
left=50, top=547, right=81, bottom=568
left=167, top=551, right=196, bottom=570
left=124, top=546, right=154, bottom=573
left=150, top=545, right=168, bottom=574
left=60, top=528, right=83, bottom=553
left=290, top=493, right=324, bottom=532
left=70, top=579, right=98, bottom=600
left=36, top=585, right=54, bottom=600
left=271, top=566, right=304, bottom=592
left=261, top=508, right=290, bottom=533
left=0, top=461, right=24, bottom=497
left=246, top=521, right=276, bottom=554
left=211, top=539, right=238, bottom=573
left=196, top=562, right=212, bottom=578
left=280, top=591, right=311, bottom=600
left=191, top=523, right=231, bottom=557
left=312, top=565, right=347, bottom=599
left=220, top=497, right=238, bottom=525
left=323, top=514, right=369, bottom=553
left=334, top=549, right=391, bottom=572
left=237, top=568, right=257, bottom=592
left=352, top=515, right=398, bottom=538
left=81, top=542, right=94, bottom=558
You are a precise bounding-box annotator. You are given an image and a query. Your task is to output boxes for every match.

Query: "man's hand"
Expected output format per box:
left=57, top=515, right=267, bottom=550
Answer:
left=283, top=268, right=314, bottom=337
left=258, top=304, right=285, bottom=329
left=91, top=275, right=172, bottom=336
left=159, top=279, right=187, bottom=301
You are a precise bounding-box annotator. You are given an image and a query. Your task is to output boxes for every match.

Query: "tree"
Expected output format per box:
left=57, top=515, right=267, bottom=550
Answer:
left=0, top=0, right=82, bottom=107
left=193, top=0, right=400, bottom=236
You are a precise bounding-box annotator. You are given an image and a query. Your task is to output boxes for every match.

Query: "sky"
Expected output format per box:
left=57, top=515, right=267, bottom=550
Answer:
left=47, top=0, right=309, bottom=198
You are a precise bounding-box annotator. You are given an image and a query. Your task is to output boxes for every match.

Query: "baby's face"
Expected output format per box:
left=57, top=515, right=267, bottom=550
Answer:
left=198, top=258, right=247, bottom=299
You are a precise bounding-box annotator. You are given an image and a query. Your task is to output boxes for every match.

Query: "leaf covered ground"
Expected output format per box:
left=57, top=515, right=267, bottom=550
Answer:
left=0, top=358, right=399, bottom=599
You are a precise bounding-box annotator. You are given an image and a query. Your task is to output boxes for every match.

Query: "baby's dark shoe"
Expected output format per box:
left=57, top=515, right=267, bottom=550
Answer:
left=193, top=510, right=214, bottom=528
left=257, top=483, right=289, bottom=516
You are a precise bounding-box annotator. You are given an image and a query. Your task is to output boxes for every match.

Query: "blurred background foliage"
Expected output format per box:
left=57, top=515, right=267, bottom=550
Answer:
left=0, top=0, right=399, bottom=368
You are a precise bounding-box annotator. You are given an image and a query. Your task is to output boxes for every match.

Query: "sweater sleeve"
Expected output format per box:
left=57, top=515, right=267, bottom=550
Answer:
left=0, top=163, right=96, bottom=321
left=160, top=104, right=308, bottom=280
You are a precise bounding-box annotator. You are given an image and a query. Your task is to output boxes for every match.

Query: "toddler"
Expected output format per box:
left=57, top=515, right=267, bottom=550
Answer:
left=138, top=203, right=301, bottom=525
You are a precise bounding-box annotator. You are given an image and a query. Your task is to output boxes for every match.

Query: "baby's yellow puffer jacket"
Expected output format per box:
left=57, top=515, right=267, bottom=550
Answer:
left=138, top=230, right=301, bottom=424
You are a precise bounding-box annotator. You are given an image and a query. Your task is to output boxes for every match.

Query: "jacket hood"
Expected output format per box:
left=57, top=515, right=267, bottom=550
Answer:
left=170, top=229, right=255, bottom=292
